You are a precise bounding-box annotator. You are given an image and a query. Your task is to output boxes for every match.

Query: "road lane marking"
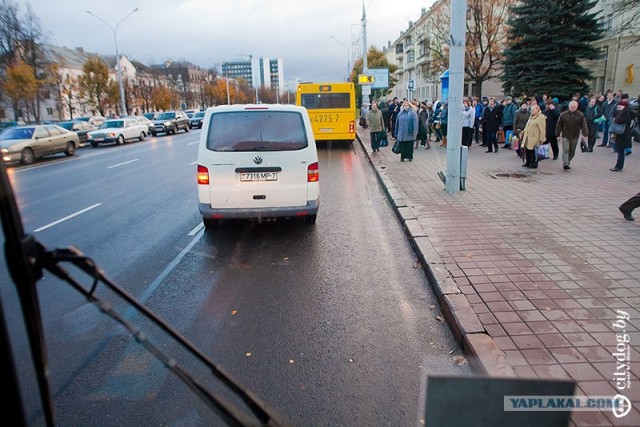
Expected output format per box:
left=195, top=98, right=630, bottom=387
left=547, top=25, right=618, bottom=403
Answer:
left=188, top=222, right=204, bottom=236
left=34, top=203, right=102, bottom=232
left=124, top=229, right=205, bottom=318
left=187, top=141, right=198, bottom=145
left=190, top=161, right=197, bottom=165
left=107, top=159, right=139, bottom=169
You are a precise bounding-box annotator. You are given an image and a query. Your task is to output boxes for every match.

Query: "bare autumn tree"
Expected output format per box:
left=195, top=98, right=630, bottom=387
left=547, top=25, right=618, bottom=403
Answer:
left=0, top=0, right=22, bottom=68
left=612, top=0, right=640, bottom=48
left=426, top=0, right=513, bottom=97
left=18, top=3, right=49, bottom=122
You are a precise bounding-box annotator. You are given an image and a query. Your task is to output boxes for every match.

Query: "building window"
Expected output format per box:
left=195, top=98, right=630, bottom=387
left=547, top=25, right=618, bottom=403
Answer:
left=395, top=44, right=403, bottom=54
left=407, top=51, right=415, bottom=63
left=46, top=107, right=54, bottom=116
left=43, top=91, right=50, bottom=99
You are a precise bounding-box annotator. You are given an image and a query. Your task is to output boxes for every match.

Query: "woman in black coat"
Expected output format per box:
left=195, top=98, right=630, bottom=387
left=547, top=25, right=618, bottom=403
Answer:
left=610, top=99, right=634, bottom=172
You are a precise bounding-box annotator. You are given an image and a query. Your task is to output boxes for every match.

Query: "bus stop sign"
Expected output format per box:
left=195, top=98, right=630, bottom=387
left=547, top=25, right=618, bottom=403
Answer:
left=358, top=74, right=374, bottom=85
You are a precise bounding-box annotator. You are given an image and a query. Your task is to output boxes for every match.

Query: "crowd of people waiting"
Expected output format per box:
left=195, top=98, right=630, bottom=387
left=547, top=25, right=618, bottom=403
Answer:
left=365, top=90, right=640, bottom=170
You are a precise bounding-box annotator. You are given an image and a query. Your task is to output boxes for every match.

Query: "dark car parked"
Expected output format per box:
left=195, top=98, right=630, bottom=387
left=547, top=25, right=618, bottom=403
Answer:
left=189, top=111, right=205, bottom=129
left=153, top=111, right=190, bottom=135
left=58, top=121, right=96, bottom=145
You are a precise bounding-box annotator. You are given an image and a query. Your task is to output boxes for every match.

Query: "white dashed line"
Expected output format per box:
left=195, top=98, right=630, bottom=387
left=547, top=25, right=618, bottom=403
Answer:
left=107, top=159, right=139, bottom=169
left=34, top=203, right=102, bottom=232
left=187, top=141, right=199, bottom=146
left=188, top=222, right=204, bottom=236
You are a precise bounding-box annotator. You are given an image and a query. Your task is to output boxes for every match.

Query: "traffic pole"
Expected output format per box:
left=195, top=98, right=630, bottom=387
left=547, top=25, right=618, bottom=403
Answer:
left=445, top=0, right=467, bottom=194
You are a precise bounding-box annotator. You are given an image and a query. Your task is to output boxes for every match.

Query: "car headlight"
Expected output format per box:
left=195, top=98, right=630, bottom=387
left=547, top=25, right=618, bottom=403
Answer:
left=1, top=148, right=7, bottom=154
left=108, top=132, right=116, bottom=137
left=164, top=121, right=172, bottom=126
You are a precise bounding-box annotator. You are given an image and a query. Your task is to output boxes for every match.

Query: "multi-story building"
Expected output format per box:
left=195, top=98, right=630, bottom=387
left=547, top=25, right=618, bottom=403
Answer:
left=222, top=56, right=284, bottom=91
left=150, top=60, right=211, bottom=110
left=584, top=0, right=639, bottom=96
left=383, top=1, right=505, bottom=102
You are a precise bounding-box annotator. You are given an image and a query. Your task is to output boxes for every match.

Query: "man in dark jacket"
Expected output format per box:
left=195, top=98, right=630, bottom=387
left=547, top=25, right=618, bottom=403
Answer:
left=482, top=97, right=502, bottom=153
left=388, top=97, right=400, bottom=136
left=556, top=101, right=588, bottom=170
left=599, top=92, right=618, bottom=147
left=543, top=100, right=560, bottom=159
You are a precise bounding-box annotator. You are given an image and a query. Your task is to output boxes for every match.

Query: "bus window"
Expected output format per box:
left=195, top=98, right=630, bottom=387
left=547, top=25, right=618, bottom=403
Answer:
left=296, top=82, right=356, bottom=142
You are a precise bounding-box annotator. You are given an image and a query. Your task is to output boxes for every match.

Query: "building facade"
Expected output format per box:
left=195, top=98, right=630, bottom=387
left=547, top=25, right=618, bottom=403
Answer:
left=383, top=1, right=506, bottom=102
left=584, top=0, right=640, bottom=96
left=222, top=56, right=284, bottom=91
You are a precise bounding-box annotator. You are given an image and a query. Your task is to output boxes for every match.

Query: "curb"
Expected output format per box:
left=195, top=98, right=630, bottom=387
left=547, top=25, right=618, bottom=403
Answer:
left=356, top=132, right=515, bottom=378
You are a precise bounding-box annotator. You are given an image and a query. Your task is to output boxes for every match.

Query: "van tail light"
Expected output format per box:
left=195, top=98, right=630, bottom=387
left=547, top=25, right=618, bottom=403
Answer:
left=307, top=162, right=319, bottom=182
left=197, top=164, right=209, bottom=185
left=349, top=120, right=355, bottom=134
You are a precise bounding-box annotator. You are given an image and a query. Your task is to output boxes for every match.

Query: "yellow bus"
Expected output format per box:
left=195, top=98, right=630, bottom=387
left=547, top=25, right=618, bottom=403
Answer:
left=295, top=82, right=356, bottom=142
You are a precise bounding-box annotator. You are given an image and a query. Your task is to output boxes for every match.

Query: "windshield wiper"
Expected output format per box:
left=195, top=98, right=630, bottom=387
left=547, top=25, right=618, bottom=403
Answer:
left=0, top=160, right=291, bottom=427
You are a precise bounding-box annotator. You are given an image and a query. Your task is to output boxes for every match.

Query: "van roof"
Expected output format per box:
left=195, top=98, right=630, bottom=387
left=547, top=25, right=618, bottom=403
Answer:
left=207, top=104, right=306, bottom=113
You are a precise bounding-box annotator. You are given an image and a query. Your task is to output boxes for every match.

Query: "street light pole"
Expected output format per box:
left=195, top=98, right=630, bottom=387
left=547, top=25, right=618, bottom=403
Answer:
left=330, top=35, right=350, bottom=81
left=86, top=8, right=139, bottom=117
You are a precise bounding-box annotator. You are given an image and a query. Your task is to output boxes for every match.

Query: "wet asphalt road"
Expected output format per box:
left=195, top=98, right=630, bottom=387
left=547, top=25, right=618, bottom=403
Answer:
left=0, top=128, right=470, bottom=426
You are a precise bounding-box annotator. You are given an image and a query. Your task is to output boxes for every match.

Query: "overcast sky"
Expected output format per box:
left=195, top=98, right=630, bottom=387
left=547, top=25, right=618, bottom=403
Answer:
left=26, top=0, right=434, bottom=83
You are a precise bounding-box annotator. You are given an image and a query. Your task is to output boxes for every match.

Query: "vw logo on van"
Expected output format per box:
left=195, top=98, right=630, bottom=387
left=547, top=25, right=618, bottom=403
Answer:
left=253, top=156, right=263, bottom=165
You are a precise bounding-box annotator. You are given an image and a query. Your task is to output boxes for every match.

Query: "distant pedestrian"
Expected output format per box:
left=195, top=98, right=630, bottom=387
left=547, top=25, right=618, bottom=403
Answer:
left=417, top=102, right=431, bottom=149
left=482, top=97, right=502, bottom=153
left=479, top=97, right=489, bottom=146
left=501, top=96, right=517, bottom=147
left=395, top=100, right=419, bottom=162
left=514, top=102, right=530, bottom=135
left=609, top=99, right=633, bottom=172
left=438, top=102, right=449, bottom=147
left=462, top=99, right=475, bottom=147
left=584, top=96, right=604, bottom=152
left=521, top=104, right=546, bottom=169
left=599, top=91, right=618, bottom=147
left=543, top=100, right=560, bottom=160
left=555, top=100, right=588, bottom=170
left=473, top=98, right=482, bottom=143
left=389, top=97, right=400, bottom=136
left=619, top=192, right=640, bottom=221
left=366, top=101, right=385, bottom=152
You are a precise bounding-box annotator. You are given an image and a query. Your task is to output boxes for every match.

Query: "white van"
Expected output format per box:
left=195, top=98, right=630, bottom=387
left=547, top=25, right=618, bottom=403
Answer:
left=197, top=104, right=319, bottom=228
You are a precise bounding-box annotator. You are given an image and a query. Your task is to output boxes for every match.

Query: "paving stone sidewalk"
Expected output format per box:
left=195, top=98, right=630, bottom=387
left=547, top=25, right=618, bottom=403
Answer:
left=356, top=128, right=640, bottom=426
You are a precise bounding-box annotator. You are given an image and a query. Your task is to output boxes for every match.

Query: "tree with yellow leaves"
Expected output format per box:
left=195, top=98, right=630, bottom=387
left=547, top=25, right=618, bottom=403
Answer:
left=151, top=86, right=179, bottom=111
left=2, top=58, right=38, bottom=121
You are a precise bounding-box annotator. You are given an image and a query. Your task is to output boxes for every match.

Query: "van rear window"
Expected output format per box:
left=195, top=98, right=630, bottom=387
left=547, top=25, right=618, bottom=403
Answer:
left=206, top=111, right=308, bottom=151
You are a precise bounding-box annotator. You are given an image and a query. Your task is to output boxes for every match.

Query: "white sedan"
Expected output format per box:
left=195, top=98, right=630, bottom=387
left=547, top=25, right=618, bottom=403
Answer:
left=87, top=118, right=148, bottom=147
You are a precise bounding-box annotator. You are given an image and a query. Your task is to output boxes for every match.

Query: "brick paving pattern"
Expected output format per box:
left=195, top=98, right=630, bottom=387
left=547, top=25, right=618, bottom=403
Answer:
left=356, top=128, right=640, bottom=426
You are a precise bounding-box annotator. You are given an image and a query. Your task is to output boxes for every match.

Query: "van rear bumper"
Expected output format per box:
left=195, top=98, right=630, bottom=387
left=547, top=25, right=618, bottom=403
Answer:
left=199, top=200, right=319, bottom=219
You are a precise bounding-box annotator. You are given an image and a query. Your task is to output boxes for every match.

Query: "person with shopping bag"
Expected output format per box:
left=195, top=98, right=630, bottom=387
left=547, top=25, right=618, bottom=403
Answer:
left=521, top=104, right=547, bottom=169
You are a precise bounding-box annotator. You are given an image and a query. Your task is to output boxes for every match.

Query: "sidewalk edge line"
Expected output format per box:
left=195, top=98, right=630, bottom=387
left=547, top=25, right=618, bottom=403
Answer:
left=356, top=131, right=516, bottom=378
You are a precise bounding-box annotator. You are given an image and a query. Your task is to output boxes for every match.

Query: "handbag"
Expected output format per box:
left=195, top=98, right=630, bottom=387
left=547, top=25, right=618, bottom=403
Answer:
left=392, top=140, right=401, bottom=154
left=359, top=116, right=367, bottom=128
left=609, top=122, right=626, bottom=136
left=379, top=131, right=389, bottom=147
left=536, top=143, right=550, bottom=160
left=580, top=139, right=588, bottom=152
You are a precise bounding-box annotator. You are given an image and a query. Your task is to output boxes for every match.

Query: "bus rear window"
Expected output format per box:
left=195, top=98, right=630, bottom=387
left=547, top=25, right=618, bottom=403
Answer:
left=206, top=111, right=308, bottom=152
left=301, top=93, right=351, bottom=109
